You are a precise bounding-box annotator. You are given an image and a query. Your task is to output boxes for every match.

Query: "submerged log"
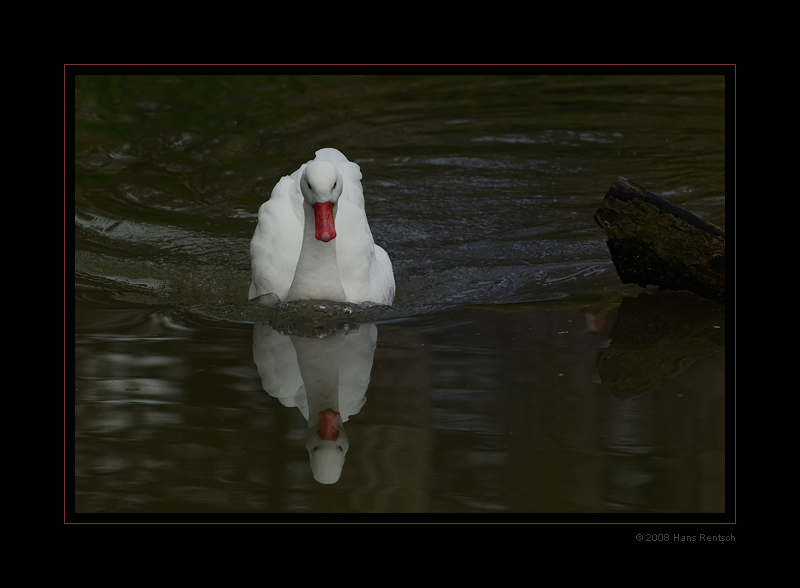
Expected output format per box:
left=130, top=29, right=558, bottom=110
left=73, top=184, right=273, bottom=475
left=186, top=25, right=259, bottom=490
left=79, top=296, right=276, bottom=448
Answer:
left=594, top=176, right=725, bottom=303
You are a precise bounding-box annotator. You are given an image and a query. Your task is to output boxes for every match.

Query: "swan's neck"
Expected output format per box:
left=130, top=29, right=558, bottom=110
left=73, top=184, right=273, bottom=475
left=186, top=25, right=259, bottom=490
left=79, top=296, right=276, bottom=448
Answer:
left=286, top=201, right=347, bottom=302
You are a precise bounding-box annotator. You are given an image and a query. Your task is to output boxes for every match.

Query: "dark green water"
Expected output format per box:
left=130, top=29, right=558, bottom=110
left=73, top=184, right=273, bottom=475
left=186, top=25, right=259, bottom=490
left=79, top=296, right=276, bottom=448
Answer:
left=72, top=73, right=730, bottom=517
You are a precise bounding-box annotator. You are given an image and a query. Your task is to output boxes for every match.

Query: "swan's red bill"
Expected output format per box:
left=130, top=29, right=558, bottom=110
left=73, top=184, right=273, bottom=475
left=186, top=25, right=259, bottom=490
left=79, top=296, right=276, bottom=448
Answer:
left=317, top=409, right=341, bottom=441
left=313, top=201, right=336, bottom=242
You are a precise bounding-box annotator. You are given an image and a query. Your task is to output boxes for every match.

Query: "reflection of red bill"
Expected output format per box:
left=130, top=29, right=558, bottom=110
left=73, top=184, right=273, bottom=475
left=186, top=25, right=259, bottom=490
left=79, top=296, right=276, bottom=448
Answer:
left=313, top=201, right=336, bottom=242
left=317, top=409, right=341, bottom=441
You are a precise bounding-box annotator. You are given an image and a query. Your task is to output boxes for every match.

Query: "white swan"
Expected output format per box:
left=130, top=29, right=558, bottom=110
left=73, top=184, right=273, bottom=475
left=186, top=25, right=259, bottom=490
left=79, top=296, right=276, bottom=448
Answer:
left=249, top=148, right=395, bottom=305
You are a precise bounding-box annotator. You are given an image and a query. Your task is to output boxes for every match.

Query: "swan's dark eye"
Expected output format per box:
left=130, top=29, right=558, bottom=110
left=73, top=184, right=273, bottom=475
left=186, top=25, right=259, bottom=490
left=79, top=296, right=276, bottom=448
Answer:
left=333, top=181, right=337, bottom=190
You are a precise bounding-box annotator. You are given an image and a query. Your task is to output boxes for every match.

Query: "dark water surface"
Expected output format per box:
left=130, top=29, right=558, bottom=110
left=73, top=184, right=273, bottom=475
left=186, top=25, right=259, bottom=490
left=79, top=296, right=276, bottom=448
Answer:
left=72, top=73, right=730, bottom=517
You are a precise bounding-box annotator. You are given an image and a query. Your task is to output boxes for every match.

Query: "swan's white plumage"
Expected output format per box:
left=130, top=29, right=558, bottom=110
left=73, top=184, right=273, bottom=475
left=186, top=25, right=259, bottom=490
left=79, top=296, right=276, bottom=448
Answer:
left=249, top=148, right=395, bottom=305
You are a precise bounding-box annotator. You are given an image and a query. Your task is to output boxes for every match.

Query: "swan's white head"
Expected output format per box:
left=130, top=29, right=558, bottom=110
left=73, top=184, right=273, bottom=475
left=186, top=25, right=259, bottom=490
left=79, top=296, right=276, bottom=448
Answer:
left=300, top=160, right=343, bottom=204
left=305, top=409, right=349, bottom=484
left=300, top=161, right=344, bottom=243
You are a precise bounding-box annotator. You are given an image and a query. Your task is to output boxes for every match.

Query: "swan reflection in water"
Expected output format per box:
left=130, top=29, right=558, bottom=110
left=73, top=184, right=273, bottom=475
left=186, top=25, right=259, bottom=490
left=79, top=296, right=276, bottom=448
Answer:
left=252, top=320, right=377, bottom=484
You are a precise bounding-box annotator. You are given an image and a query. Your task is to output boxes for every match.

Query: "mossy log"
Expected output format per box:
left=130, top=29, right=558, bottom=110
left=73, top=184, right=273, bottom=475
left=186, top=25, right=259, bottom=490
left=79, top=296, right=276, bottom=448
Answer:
left=594, top=176, right=725, bottom=303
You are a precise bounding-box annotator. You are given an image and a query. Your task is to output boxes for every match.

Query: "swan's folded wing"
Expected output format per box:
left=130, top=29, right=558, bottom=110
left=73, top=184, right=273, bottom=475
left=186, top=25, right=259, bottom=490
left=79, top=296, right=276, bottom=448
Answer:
left=249, top=176, right=304, bottom=300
